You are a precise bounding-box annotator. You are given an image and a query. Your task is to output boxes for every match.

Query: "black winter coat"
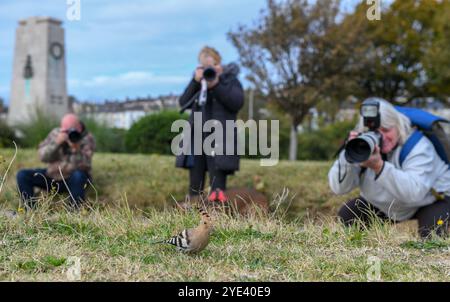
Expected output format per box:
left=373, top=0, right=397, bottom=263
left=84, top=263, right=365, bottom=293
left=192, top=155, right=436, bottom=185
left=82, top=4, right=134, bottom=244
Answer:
left=175, top=63, right=244, bottom=173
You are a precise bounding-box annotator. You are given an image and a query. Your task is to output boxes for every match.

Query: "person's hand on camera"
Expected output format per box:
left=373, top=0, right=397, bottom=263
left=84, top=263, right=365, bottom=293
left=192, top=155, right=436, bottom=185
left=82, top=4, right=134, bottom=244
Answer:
left=56, top=131, right=68, bottom=145
left=360, top=145, right=384, bottom=175
left=194, top=66, right=204, bottom=83
left=68, top=140, right=80, bottom=153
left=347, top=131, right=360, bottom=141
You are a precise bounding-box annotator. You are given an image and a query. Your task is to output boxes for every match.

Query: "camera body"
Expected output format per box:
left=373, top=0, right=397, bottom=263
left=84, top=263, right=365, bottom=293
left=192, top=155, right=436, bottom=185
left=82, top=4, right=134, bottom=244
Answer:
left=344, top=98, right=383, bottom=163
left=66, top=128, right=83, bottom=143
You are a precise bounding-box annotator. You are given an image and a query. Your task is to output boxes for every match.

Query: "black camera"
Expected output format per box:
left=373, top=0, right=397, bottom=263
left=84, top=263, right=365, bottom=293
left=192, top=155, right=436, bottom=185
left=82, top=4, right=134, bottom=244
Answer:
left=203, top=66, right=217, bottom=82
left=66, top=128, right=83, bottom=143
left=345, top=98, right=383, bottom=163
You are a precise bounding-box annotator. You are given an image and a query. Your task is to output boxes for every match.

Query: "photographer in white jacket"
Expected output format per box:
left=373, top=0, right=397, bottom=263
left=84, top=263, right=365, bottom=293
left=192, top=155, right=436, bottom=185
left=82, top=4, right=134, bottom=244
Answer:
left=329, top=98, right=450, bottom=238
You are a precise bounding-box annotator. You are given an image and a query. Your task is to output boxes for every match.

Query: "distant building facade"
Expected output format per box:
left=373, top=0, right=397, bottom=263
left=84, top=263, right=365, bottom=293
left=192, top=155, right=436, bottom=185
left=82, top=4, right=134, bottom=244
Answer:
left=72, top=95, right=179, bottom=129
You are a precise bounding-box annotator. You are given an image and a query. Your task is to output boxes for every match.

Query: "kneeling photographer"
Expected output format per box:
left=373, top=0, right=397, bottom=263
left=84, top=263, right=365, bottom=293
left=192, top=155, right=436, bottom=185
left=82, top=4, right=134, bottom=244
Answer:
left=16, top=114, right=96, bottom=210
left=328, top=98, right=450, bottom=238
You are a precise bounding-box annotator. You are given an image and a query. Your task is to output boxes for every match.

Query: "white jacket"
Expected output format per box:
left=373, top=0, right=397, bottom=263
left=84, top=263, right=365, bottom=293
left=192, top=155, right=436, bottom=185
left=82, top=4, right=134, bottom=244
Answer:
left=328, top=134, right=450, bottom=221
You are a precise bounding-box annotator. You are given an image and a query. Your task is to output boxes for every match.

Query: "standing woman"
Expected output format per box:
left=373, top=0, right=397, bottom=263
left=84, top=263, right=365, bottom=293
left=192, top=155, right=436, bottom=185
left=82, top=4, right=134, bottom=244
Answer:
left=176, top=46, right=244, bottom=202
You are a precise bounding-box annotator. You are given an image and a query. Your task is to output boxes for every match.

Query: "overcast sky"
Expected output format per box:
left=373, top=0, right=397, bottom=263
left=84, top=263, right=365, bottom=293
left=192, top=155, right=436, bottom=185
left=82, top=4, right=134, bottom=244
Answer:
left=0, top=0, right=365, bottom=104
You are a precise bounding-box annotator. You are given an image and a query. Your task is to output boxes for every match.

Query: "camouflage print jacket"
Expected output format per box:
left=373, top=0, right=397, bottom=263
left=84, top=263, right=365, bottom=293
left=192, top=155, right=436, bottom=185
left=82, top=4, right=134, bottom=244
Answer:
left=38, top=128, right=96, bottom=181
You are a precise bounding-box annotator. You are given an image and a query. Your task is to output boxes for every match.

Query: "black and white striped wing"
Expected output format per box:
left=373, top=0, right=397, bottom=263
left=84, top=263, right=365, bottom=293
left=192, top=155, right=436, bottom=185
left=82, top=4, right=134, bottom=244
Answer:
left=166, top=229, right=192, bottom=252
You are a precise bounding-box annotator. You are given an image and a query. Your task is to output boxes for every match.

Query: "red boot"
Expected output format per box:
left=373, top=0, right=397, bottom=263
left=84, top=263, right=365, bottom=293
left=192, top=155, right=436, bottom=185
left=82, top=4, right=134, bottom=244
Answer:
left=217, top=189, right=228, bottom=203
left=208, top=190, right=217, bottom=202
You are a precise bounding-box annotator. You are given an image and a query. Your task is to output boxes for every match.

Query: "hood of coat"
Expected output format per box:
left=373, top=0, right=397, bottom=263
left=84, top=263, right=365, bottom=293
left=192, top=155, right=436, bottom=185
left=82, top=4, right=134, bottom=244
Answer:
left=220, top=62, right=240, bottom=84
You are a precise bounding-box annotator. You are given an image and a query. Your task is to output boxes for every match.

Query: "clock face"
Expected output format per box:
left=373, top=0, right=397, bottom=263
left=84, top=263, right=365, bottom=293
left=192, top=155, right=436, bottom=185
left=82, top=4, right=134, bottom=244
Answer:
left=50, top=42, right=64, bottom=60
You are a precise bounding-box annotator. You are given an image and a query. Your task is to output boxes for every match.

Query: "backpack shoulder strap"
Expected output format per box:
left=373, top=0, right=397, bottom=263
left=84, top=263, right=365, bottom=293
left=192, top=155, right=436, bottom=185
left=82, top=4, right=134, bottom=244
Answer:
left=399, top=130, right=423, bottom=167
left=395, top=106, right=449, bottom=130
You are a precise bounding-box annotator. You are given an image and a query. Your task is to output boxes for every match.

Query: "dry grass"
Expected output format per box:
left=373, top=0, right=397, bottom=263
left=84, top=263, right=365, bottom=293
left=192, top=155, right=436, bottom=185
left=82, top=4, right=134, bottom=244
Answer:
left=1, top=148, right=450, bottom=281
left=1, top=205, right=450, bottom=281
left=0, top=148, right=349, bottom=218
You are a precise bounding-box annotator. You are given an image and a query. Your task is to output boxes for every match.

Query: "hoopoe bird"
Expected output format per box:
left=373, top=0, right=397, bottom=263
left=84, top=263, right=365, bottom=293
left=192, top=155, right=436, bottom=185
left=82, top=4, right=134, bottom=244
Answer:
left=153, top=207, right=212, bottom=253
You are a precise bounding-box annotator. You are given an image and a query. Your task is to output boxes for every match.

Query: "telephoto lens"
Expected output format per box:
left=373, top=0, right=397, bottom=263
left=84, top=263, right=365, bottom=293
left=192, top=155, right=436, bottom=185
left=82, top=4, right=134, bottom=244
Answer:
left=203, top=67, right=217, bottom=82
left=345, top=131, right=381, bottom=163
left=68, top=128, right=82, bottom=143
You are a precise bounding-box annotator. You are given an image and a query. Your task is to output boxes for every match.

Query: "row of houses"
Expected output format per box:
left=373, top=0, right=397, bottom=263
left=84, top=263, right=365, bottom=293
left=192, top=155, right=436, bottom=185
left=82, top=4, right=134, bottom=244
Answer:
left=0, top=94, right=180, bottom=128
left=1, top=94, right=448, bottom=131
left=72, top=95, right=179, bottom=129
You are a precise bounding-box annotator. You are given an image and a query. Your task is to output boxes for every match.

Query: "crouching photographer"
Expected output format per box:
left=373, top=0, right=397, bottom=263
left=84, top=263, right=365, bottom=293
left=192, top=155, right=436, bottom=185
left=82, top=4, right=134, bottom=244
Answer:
left=16, top=114, right=96, bottom=210
left=329, top=97, right=450, bottom=238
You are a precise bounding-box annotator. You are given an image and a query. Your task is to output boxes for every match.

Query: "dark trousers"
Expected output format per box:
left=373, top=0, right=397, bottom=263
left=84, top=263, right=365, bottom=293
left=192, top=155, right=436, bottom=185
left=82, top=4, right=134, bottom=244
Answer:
left=189, top=154, right=227, bottom=196
left=338, top=196, right=450, bottom=238
left=16, top=168, right=89, bottom=209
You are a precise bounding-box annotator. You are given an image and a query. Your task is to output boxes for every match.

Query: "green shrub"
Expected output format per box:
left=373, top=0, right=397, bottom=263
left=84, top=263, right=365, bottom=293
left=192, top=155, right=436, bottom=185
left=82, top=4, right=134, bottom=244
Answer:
left=82, top=119, right=127, bottom=153
left=16, top=110, right=59, bottom=148
left=15, top=111, right=127, bottom=153
left=240, top=120, right=290, bottom=160
left=0, top=121, right=18, bottom=148
left=297, top=120, right=356, bottom=160
left=125, top=111, right=189, bottom=154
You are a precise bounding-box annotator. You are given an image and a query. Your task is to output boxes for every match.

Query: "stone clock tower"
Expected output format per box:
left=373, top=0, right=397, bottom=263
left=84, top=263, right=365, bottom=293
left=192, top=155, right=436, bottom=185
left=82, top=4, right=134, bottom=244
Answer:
left=8, top=16, right=68, bottom=126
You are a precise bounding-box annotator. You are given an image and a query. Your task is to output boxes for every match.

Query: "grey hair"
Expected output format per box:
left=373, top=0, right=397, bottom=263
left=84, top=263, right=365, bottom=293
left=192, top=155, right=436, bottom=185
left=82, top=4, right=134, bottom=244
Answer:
left=354, top=98, right=413, bottom=145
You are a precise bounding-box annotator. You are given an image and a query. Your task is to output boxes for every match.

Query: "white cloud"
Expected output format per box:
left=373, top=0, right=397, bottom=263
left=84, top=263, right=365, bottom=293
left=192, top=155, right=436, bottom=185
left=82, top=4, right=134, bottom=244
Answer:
left=69, top=71, right=189, bottom=89
left=67, top=70, right=191, bottom=101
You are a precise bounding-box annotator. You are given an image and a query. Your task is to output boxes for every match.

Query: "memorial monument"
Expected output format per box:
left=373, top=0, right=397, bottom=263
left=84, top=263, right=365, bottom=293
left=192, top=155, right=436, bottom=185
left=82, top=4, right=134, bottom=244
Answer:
left=8, top=16, right=68, bottom=125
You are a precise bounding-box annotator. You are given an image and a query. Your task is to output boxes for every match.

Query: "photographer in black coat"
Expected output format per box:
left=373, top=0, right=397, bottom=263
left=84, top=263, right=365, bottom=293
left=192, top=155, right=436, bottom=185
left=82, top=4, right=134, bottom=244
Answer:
left=176, top=46, right=244, bottom=202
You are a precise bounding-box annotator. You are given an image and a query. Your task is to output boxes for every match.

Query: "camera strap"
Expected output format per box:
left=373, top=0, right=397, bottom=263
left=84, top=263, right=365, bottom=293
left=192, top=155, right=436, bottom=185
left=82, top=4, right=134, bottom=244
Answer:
left=358, top=152, right=387, bottom=179
left=179, top=91, right=200, bottom=114
left=198, top=79, right=208, bottom=106
left=335, top=140, right=349, bottom=183
left=333, top=141, right=346, bottom=159
left=338, top=160, right=347, bottom=184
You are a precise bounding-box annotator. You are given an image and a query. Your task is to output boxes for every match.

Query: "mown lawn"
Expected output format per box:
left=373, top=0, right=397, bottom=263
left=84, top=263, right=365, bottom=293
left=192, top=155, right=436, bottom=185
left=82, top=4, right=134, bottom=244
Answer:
left=1, top=148, right=450, bottom=281
left=0, top=148, right=347, bottom=218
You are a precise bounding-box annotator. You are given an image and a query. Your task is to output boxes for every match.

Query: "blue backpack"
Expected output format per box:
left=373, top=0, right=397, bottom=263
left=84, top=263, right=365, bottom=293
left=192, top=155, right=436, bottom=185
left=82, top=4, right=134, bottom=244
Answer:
left=395, top=106, right=450, bottom=168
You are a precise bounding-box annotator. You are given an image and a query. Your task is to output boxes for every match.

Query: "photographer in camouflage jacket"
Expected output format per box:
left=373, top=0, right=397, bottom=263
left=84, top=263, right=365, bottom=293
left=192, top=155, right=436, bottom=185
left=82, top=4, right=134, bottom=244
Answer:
left=16, top=114, right=96, bottom=210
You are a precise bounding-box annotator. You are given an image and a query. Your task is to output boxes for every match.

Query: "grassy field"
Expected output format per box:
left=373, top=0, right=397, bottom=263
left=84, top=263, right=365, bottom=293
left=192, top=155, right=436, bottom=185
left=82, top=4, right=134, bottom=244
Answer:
left=1, top=148, right=450, bottom=281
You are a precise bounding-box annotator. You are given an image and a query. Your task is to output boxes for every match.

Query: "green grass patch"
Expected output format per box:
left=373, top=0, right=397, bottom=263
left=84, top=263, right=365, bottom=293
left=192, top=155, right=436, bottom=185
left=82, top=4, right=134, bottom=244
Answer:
left=400, top=240, right=450, bottom=250
left=0, top=149, right=449, bottom=281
